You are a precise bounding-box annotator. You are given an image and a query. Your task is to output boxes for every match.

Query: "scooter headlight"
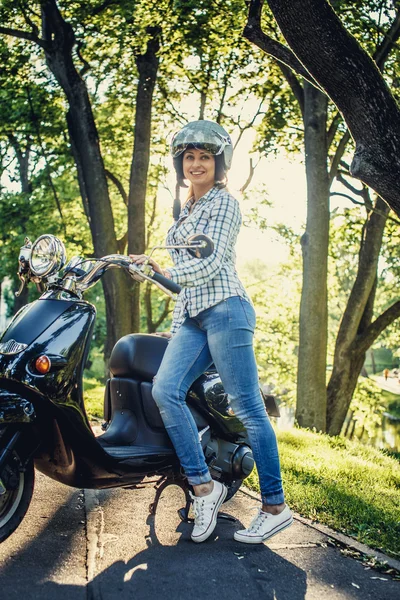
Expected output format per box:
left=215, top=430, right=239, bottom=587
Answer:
left=29, top=235, right=67, bottom=277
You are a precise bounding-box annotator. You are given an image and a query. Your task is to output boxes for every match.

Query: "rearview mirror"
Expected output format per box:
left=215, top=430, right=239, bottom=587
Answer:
left=187, top=234, right=214, bottom=259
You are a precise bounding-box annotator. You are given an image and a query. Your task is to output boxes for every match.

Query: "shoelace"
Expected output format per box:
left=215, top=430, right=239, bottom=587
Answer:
left=191, top=493, right=218, bottom=527
left=247, top=507, right=271, bottom=533
left=191, top=495, right=206, bottom=526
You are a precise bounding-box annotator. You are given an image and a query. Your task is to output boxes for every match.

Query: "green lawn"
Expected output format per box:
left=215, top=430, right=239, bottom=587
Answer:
left=83, top=381, right=400, bottom=558
left=83, top=378, right=104, bottom=420
left=246, top=427, right=400, bottom=559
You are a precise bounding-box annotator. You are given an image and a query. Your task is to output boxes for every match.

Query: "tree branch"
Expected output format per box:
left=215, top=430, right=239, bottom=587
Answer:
left=373, top=8, right=400, bottom=70
left=356, top=300, right=400, bottom=354
left=216, top=50, right=235, bottom=124
left=116, top=231, right=128, bottom=254
left=240, top=157, right=260, bottom=192
left=326, top=111, right=342, bottom=150
left=329, top=129, right=351, bottom=185
left=154, top=297, right=172, bottom=330
left=278, top=63, right=304, bottom=115
left=0, top=25, right=48, bottom=49
left=105, top=169, right=128, bottom=205
left=146, top=194, right=158, bottom=249
left=26, top=86, right=65, bottom=229
left=243, top=0, right=322, bottom=89
left=76, top=40, right=91, bottom=77
left=330, top=192, right=400, bottom=225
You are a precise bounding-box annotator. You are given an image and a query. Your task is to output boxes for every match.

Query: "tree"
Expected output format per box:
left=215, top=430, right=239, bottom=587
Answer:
left=0, top=39, right=83, bottom=311
left=244, top=0, right=400, bottom=433
left=246, top=0, right=400, bottom=215
left=0, top=0, right=164, bottom=358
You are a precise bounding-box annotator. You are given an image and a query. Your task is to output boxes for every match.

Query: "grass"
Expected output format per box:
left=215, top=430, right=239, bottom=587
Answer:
left=83, top=378, right=104, bottom=420
left=246, top=427, right=400, bottom=559
left=82, top=381, right=400, bottom=558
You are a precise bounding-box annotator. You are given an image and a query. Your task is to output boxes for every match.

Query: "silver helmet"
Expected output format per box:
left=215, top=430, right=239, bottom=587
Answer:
left=170, top=120, right=233, bottom=171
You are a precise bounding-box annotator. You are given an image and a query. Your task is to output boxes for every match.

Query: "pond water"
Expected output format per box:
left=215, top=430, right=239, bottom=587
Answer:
left=364, top=413, right=400, bottom=453
left=275, top=405, right=400, bottom=454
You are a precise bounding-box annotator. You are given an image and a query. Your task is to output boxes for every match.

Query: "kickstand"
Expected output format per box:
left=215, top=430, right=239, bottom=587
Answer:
left=148, top=476, right=237, bottom=525
left=177, top=490, right=193, bottom=523
left=148, top=475, right=192, bottom=521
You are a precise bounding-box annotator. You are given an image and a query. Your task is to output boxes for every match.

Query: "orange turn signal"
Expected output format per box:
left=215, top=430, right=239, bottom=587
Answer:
left=35, top=355, right=51, bottom=374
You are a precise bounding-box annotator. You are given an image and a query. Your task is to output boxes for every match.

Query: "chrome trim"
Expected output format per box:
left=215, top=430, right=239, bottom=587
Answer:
left=29, top=234, right=66, bottom=278
left=0, top=339, right=28, bottom=355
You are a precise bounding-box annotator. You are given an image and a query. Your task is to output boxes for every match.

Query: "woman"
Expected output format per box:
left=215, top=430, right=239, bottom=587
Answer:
left=130, top=120, right=292, bottom=544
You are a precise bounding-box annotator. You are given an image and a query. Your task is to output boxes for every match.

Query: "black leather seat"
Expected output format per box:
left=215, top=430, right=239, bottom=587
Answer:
left=109, top=334, right=168, bottom=382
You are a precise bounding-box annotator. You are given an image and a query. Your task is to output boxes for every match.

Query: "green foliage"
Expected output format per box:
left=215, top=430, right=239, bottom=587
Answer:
left=350, top=377, right=387, bottom=438
left=242, top=256, right=301, bottom=404
left=246, top=427, right=400, bottom=557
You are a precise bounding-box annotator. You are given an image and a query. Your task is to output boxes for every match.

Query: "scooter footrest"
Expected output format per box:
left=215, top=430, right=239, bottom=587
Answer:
left=102, top=445, right=175, bottom=459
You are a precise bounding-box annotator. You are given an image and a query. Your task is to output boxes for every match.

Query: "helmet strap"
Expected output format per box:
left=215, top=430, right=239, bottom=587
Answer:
left=173, top=182, right=181, bottom=221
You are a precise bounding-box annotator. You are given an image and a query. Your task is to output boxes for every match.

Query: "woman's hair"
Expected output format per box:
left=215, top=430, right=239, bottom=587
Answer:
left=173, top=151, right=227, bottom=192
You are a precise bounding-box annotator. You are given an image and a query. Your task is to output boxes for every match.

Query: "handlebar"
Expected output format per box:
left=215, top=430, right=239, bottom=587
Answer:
left=150, top=271, right=181, bottom=294
left=68, top=255, right=182, bottom=298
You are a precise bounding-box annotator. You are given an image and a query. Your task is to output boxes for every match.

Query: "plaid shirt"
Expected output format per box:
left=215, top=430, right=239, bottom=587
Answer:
left=166, top=186, right=251, bottom=335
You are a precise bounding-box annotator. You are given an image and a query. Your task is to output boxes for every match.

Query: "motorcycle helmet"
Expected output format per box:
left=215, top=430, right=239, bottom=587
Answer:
left=170, top=120, right=233, bottom=187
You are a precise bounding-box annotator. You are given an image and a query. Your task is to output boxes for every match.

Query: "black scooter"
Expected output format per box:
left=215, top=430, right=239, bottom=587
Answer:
left=0, top=234, right=278, bottom=543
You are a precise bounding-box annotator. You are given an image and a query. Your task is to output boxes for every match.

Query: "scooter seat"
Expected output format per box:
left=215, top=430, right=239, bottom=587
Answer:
left=109, top=334, right=168, bottom=381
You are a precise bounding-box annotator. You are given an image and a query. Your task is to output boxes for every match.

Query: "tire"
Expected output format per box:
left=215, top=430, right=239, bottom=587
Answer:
left=224, top=478, right=243, bottom=502
left=0, top=451, right=35, bottom=543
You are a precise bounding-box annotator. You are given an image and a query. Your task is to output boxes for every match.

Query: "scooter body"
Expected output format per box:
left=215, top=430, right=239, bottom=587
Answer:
left=0, top=233, right=276, bottom=543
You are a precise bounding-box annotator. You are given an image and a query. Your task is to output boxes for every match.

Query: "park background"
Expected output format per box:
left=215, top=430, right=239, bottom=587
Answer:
left=0, top=0, right=399, bottom=560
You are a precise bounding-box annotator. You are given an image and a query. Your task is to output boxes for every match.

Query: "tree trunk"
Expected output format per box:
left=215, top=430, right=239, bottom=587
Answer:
left=263, top=0, right=400, bottom=215
left=8, top=135, right=31, bottom=313
left=41, top=0, right=134, bottom=357
left=327, top=198, right=389, bottom=434
left=326, top=347, right=368, bottom=436
left=128, top=27, right=160, bottom=333
left=295, top=84, right=329, bottom=432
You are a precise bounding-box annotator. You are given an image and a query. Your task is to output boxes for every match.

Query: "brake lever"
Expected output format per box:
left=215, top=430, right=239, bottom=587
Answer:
left=128, top=263, right=177, bottom=300
left=15, top=274, right=27, bottom=297
left=128, top=263, right=147, bottom=283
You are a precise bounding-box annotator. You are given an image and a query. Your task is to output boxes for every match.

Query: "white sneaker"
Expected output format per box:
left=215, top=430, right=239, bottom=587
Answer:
left=234, top=505, right=293, bottom=544
left=190, top=480, right=227, bottom=543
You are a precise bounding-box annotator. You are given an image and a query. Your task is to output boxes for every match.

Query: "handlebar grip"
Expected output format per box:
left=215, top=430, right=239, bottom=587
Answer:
left=151, top=271, right=181, bottom=294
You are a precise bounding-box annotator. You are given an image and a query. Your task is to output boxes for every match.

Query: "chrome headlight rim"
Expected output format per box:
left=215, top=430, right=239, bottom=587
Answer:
left=29, top=235, right=67, bottom=278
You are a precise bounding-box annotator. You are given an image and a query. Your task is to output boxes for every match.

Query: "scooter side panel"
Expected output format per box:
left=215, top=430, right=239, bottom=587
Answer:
left=0, top=299, right=73, bottom=345
left=189, top=372, right=248, bottom=439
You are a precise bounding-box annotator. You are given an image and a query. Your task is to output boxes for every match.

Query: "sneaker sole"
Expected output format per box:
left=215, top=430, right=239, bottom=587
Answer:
left=191, top=485, right=228, bottom=543
left=234, top=515, right=293, bottom=544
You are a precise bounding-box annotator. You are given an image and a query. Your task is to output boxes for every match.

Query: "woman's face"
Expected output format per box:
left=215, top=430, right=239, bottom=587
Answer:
left=182, top=148, right=215, bottom=189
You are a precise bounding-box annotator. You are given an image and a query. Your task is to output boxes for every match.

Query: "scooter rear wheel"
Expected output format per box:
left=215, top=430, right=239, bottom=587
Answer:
left=0, top=451, right=35, bottom=543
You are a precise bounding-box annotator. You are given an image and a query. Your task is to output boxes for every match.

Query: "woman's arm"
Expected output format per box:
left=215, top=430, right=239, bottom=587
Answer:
left=166, top=191, right=241, bottom=287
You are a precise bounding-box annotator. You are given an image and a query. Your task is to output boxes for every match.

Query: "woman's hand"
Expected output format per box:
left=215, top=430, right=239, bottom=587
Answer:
left=129, top=254, right=164, bottom=275
left=154, top=331, right=172, bottom=339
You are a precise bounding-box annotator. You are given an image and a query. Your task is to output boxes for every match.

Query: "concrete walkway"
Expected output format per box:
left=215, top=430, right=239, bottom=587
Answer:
left=0, top=471, right=398, bottom=599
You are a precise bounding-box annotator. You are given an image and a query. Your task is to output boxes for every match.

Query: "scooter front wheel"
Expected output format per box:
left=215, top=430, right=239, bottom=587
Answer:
left=0, top=449, right=34, bottom=543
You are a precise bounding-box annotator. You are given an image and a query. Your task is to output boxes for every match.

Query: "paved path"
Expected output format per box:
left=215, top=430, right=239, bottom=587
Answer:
left=373, top=375, right=400, bottom=396
left=0, top=471, right=398, bottom=599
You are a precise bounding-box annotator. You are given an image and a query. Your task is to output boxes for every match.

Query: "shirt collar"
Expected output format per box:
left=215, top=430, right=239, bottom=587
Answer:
left=184, top=186, right=219, bottom=213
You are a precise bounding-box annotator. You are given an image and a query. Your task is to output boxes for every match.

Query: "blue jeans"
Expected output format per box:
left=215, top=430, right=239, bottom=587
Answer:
left=152, top=296, right=285, bottom=505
